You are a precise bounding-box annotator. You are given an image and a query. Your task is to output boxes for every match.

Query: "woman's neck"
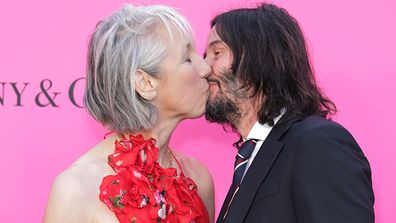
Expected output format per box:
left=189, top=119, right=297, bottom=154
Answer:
left=140, top=117, right=180, bottom=167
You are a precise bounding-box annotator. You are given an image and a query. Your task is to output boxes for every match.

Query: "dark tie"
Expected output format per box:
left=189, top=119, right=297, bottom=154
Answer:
left=232, top=139, right=257, bottom=188
left=222, top=139, right=257, bottom=220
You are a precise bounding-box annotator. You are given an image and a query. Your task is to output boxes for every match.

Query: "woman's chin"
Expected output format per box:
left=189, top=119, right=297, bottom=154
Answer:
left=183, top=108, right=205, bottom=120
left=186, top=112, right=204, bottom=120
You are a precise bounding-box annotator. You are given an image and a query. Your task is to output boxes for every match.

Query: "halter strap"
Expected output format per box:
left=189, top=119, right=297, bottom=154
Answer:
left=169, top=149, right=185, bottom=176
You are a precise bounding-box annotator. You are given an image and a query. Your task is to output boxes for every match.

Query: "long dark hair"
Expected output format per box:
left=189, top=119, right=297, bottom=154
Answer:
left=212, top=3, right=336, bottom=126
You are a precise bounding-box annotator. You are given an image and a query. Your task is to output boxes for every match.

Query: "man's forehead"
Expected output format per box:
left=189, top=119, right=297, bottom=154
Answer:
left=206, top=27, right=224, bottom=48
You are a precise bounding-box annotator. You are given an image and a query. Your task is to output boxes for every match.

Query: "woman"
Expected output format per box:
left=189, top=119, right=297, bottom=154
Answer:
left=44, top=4, right=214, bottom=223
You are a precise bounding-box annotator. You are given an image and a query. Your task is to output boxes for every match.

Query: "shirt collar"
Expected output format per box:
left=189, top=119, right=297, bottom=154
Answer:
left=246, top=111, right=284, bottom=141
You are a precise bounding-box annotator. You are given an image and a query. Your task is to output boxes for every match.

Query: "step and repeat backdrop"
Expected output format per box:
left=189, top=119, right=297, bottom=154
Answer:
left=1, top=0, right=395, bottom=222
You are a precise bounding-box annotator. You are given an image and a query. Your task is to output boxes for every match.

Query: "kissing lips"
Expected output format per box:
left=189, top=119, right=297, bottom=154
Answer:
left=207, top=78, right=220, bottom=89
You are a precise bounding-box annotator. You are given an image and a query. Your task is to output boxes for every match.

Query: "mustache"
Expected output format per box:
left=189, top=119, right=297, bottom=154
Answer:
left=207, top=68, right=233, bottom=85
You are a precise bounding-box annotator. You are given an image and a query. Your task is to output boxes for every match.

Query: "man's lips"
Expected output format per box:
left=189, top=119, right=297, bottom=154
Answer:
left=207, top=78, right=220, bottom=86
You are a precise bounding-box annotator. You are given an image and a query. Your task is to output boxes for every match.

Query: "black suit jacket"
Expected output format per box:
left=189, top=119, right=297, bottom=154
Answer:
left=217, top=115, right=374, bottom=223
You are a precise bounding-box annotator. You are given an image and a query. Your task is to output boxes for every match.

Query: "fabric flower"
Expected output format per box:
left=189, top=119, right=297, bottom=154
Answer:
left=100, top=169, right=154, bottom=211
left=108, top=134, right=158, bottom=175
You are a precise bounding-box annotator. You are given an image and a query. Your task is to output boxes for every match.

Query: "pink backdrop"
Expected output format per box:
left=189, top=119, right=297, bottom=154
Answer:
left=0, top=0, right=395, bottom=222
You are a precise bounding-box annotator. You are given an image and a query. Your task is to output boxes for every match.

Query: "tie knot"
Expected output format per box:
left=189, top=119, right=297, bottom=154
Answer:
left=237, top=139, right=257, bottom=161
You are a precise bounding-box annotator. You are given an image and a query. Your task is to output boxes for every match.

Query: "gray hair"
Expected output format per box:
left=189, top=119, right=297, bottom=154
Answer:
left=84, top=4, right=194, bottom=133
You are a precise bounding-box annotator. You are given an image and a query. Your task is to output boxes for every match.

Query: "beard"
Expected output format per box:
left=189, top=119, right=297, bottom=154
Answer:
left=204, top=69, right=242, bottom=129
left=205, top=93, right=241, bottom=126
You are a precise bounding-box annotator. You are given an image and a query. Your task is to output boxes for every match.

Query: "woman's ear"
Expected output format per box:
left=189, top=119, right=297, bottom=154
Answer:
left=134, top=69, right=158, bottom=101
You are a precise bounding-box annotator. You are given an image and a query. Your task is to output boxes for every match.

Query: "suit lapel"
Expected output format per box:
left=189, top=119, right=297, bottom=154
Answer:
left=223, top=118, right=300, bottom=223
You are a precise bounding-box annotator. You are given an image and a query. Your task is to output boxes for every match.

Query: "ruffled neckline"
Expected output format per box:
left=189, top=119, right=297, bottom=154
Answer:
left=99, top=134, right=204, bottom=223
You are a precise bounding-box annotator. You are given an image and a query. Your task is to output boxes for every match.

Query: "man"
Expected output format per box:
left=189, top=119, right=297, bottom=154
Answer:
left=204, top=3, right=374, bottom=223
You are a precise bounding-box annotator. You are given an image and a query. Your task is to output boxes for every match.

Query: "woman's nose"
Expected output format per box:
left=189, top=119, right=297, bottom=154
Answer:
left=199, top=61, right=211, bottom=79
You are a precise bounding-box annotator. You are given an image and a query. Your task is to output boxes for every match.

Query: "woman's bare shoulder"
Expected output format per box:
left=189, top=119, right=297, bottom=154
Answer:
left=171, top=150, right=214, bottom=198
left=43, top=142, right=115, bottom=223
left=55, top=143, right=112, bottom=188
left=172, top=150, right=215, bottom=222
left=173, top=151, right=212, bottom=181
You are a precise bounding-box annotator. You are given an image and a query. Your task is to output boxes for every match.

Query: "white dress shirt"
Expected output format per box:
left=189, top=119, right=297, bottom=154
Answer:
left=242, top=114, right=283, bottom=179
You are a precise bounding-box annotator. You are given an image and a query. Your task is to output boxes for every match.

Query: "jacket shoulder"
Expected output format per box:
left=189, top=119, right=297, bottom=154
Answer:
left=289, top=115, right=352, bottom=138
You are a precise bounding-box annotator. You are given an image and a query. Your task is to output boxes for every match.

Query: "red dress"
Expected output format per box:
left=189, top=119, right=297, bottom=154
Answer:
left=99, top=134, right=210, bottom=223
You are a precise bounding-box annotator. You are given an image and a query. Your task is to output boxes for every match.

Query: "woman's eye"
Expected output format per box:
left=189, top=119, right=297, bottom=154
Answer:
left=185, top=58, right=192, bottom=63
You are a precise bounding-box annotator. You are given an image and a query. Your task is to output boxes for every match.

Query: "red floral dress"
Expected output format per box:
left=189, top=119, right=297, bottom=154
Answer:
left=99, top=134, right=210, bottom=223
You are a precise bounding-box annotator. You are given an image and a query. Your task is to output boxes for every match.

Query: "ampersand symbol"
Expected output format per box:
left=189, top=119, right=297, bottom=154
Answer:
left=35, top=79, right=61, bottom=107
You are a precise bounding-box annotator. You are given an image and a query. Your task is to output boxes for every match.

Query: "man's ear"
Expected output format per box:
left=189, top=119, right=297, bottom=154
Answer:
left=134, top=69, right=158, bottom=101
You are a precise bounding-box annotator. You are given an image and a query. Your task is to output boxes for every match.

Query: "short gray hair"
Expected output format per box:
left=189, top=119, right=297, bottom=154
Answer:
left=84, top=4, right=194, bottom=133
